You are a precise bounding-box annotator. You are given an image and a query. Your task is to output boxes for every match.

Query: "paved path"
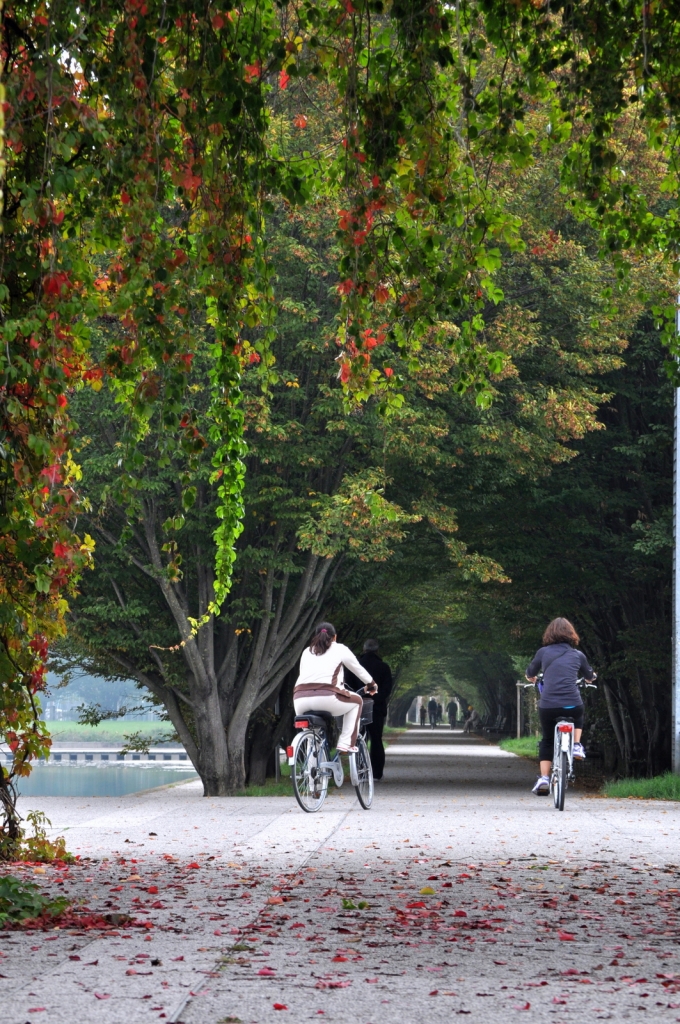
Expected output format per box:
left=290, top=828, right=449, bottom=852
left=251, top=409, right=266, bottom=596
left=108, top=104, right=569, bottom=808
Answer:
left=3, top=728, right=680, bottom=1023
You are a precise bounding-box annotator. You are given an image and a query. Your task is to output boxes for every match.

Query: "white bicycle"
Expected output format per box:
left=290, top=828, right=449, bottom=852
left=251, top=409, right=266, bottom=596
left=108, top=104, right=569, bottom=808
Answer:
left=550, top=676, right=597, bottom=811
left=287, top=697, right=374, bottom=813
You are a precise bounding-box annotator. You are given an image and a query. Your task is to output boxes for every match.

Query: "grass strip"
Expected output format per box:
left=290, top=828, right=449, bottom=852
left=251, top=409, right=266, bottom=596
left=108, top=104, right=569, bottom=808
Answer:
left=499, top=736, right=538, bottom=758
left=602, top=772, right=680, bottom=801
left=45, top=720, right=171, bottom=743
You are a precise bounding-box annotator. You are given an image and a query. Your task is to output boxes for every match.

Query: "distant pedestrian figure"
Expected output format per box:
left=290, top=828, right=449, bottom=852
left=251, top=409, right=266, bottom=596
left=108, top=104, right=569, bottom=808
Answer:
left=447, top=700, right=457, bottom=728
left=428, top=696, right=438, bottom=729
left=419, top=704, right=427, bottom=727
left=344, top=639, right=394, bottom=781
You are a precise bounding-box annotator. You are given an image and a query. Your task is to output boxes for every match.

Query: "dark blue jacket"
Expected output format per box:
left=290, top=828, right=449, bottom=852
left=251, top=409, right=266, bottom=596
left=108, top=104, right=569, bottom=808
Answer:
left=526, top=642, right=594, bottom=709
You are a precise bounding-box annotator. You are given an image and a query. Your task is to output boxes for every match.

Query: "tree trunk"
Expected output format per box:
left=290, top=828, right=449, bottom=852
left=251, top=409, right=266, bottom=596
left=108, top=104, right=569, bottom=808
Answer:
left=194, top=687, right=231, bottom=795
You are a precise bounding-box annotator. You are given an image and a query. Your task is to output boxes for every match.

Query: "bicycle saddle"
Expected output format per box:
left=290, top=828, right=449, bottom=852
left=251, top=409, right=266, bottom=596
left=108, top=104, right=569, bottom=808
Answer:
left=295, top=711, right=334, bottom=729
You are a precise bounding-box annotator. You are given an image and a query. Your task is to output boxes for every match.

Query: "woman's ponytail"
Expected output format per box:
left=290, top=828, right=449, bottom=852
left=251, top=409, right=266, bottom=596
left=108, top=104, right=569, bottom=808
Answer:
left=310, top=621, right=336, bottom=656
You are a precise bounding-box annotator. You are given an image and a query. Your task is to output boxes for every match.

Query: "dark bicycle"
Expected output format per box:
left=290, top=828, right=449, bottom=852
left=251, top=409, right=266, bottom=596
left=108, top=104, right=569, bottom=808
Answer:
left=287, top=694, right=374, bottom=812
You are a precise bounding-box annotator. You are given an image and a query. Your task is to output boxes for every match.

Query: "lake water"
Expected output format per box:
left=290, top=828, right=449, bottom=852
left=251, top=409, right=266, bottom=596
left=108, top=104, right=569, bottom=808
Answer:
left=15, top=762, right=198, bottom=798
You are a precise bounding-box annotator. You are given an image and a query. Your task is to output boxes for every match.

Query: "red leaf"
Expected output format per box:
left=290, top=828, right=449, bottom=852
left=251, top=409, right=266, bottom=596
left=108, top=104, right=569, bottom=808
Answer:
left=147, top=886, right=159, bottom=894
left=406, top=901, right=426, bottom=909
left=95, top=994, right=111, bottom=1000
left=384, top=367, right=394, bottom=378
left=279, top=69, right=290, bottom=90
left=332, top=955, right=348, bottom=962
left=258, top=968, right=276, bottom=976
left=453, top=910, right=467, bottom=918
left=273, top=1004, right=288, bottom=1011
left=429, top=990, right=439, bottom=996
left=187, top=862, right=200, bottom=869
left=558, top=931, right=575, bottom=942
left=293, top=114, right=307, bottom=129
left=513, top=1003, right=531, bottom=1011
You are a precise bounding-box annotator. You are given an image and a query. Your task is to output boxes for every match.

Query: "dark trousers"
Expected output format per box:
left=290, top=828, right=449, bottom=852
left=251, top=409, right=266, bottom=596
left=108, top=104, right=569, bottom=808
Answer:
left=538, top=705, right=584, bottom=761
left=367, top=712, right=387, bottom=779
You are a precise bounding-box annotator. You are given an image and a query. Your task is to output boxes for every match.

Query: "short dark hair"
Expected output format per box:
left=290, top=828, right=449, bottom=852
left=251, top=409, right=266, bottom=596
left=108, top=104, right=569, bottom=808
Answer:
left=310, top=621, right=336, bottom=655
left=363, top=639, right=379, bottom=653
left=543, top=617, right=579, bottom=647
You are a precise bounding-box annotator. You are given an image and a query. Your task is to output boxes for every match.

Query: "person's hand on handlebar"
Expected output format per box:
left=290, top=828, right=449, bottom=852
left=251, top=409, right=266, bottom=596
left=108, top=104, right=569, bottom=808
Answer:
left=525, top=675, right=537, bottom=683
left=365, top=680, right=378, bottom=695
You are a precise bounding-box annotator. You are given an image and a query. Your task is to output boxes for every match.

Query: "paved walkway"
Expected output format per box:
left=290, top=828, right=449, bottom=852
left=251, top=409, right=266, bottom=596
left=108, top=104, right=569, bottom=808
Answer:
left=3, top=728, right=680, bottom=1023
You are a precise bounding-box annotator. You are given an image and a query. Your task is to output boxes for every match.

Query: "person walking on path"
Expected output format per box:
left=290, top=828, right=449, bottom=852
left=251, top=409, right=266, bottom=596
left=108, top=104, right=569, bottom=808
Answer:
left=447, top=700, right=457, bottom=728
left=525, top=616, right=595, bottom=795
left=419, top=704, right=427, bottom=727
left=294, top=622, right=377, bottom=754
left=344, top=639, right=393, bottom=780
left=428, top=696, right=438, bottom=729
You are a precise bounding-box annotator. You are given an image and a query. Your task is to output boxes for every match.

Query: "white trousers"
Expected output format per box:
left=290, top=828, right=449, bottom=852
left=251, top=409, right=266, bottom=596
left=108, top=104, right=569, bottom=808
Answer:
left=294, top=691, right=363, bottom=749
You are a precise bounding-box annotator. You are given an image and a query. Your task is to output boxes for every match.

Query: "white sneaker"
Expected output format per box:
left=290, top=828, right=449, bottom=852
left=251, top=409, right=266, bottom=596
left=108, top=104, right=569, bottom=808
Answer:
left=532, top=775, right=550, bottom=795
left=573, top=742, right=586, bottom=760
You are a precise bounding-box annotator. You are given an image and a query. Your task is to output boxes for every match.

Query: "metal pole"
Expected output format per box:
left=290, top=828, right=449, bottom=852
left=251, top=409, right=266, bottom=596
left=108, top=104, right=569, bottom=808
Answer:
left=674, top=365, right=680, bottom=773
left=516, top=682, right=522, bottom=739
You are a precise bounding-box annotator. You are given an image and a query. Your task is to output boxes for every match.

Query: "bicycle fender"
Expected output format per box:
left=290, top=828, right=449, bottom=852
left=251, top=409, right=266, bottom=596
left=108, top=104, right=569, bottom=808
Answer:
left=289, top=730, right=307, bottom=765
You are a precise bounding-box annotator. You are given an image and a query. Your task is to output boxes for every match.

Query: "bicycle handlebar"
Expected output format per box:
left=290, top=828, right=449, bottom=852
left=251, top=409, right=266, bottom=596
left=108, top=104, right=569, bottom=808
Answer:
left=521, top=672, right=598, bottom=689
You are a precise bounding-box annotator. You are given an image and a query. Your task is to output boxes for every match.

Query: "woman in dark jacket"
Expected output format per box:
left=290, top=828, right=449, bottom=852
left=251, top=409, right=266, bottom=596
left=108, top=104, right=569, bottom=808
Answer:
left=525, top=617, right=595, bottom=795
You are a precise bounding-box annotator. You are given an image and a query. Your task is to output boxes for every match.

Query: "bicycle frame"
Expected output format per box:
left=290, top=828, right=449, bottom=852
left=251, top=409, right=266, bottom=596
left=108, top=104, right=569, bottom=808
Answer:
left=288, top=726, right=343, bottom=787
left=553, top=720, right=575, bottom=776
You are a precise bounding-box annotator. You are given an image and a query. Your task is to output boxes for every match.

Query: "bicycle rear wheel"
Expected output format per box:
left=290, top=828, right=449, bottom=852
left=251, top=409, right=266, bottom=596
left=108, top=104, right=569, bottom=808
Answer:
left=552, top=751, right=568, bottom=811
left=293, top=732, right=329, bottom=813
left=354, top=734, right=373, bottom=809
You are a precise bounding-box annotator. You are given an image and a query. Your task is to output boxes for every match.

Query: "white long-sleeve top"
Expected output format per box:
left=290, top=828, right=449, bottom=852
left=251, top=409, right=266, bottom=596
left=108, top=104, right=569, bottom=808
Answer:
left=295, top=641, right=373, bottom=694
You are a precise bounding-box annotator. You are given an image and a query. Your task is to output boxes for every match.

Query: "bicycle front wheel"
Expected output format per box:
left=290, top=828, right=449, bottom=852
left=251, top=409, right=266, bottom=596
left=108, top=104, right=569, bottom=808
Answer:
left=293, top=732, right=329, bottom=813
left=552, top=751, right=568, bottom=811
left=354, top=734, right=374, bottom=809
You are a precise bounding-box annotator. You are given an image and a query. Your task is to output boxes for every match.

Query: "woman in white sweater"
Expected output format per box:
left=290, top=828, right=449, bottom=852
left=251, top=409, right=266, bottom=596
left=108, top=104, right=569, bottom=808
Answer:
left=294, top=621, right=377, bottom=753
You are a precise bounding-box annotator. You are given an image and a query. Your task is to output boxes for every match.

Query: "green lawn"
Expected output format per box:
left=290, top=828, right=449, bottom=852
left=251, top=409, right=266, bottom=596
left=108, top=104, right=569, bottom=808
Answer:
left=237, top=764, right=293, bottom=797
left=45, top=720, right=172, bottom=744
left=603, top=773, right=680, bottom=801
left=499, top=736, right=538, bottom=758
